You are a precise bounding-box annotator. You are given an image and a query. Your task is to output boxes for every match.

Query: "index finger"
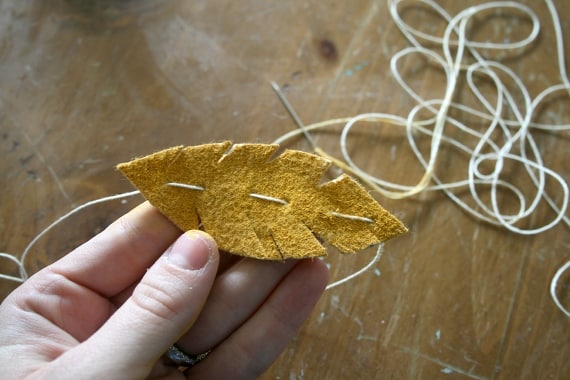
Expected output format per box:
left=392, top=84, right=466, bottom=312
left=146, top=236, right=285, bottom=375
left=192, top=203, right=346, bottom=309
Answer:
left=48, top=202, right=181, bottom=297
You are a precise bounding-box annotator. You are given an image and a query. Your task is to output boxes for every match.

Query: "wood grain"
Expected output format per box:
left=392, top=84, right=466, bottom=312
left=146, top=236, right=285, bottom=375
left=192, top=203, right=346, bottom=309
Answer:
left=1, top=1, right=568, bottom=378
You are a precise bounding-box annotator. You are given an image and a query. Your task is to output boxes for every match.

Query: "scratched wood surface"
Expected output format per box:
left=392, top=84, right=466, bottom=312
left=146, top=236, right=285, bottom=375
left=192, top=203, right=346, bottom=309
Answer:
left=1, top=1, right=569, bottom=378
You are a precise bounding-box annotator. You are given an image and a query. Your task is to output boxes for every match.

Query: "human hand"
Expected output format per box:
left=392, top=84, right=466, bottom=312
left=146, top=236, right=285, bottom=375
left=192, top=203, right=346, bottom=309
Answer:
left=0, top=202, right=329, bottom=379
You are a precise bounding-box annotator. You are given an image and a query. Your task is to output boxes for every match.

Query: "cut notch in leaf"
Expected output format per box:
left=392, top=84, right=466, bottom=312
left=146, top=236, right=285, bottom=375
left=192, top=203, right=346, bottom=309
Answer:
left=117, top=142, right=407, bottom=260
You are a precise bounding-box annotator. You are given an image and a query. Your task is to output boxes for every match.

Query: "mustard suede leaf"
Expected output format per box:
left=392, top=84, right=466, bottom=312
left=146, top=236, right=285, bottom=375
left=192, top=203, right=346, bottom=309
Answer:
left=118, top=142, right=407, bottom=260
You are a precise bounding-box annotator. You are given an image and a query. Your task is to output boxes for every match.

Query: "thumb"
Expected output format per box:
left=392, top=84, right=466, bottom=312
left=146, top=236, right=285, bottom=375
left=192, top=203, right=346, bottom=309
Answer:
left=55, top=230, right=219, bottom=379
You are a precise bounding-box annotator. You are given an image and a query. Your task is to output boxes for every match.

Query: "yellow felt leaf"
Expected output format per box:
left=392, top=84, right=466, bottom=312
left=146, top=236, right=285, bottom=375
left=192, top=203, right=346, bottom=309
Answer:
left=117, top=142, right=407, bottom=260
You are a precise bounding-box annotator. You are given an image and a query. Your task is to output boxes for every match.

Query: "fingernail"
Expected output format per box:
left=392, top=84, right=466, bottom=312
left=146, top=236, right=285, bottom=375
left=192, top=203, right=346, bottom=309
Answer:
left=167, top=230, right=216, bottom=270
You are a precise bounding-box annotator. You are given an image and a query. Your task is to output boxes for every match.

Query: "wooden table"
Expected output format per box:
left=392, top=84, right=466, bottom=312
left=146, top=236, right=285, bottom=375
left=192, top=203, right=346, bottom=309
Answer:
left=1, top=1, right=568, bottom=378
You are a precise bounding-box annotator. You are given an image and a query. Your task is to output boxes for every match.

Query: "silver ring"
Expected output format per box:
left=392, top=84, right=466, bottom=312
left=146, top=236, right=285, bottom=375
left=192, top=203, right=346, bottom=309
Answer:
left=165, top=345, right=210, bottom=368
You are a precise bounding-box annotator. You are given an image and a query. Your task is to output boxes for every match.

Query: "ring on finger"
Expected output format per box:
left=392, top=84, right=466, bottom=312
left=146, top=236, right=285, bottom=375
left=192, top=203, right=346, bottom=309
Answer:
left=165, top=345, right=210, bottom=368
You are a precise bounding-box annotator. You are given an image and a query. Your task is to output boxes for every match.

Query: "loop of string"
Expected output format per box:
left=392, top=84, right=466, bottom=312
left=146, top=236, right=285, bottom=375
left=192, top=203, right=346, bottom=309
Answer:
left=0, top=185, right=380, bottom=290
left=0, top=191, right=141, bottom=283
left=274, top=0, right=570, bottom=312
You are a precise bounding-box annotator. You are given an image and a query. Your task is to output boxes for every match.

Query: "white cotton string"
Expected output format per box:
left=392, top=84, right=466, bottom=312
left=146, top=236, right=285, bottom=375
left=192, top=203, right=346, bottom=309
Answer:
left=0, top=253, right=27, bottom=283
left=545, top=0, right=570, bottom=89
left=550, top=260, right=570, bottom=318
left=326, top=243, right=384, bottom=290
left=0, top=190, right=141, bottom=283
left=273, top=0, right=570, bottom=311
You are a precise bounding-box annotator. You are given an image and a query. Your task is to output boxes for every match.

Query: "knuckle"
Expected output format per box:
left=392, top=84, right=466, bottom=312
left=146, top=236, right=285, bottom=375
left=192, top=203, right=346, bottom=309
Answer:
left=130, top=278, right=182, bottom=322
